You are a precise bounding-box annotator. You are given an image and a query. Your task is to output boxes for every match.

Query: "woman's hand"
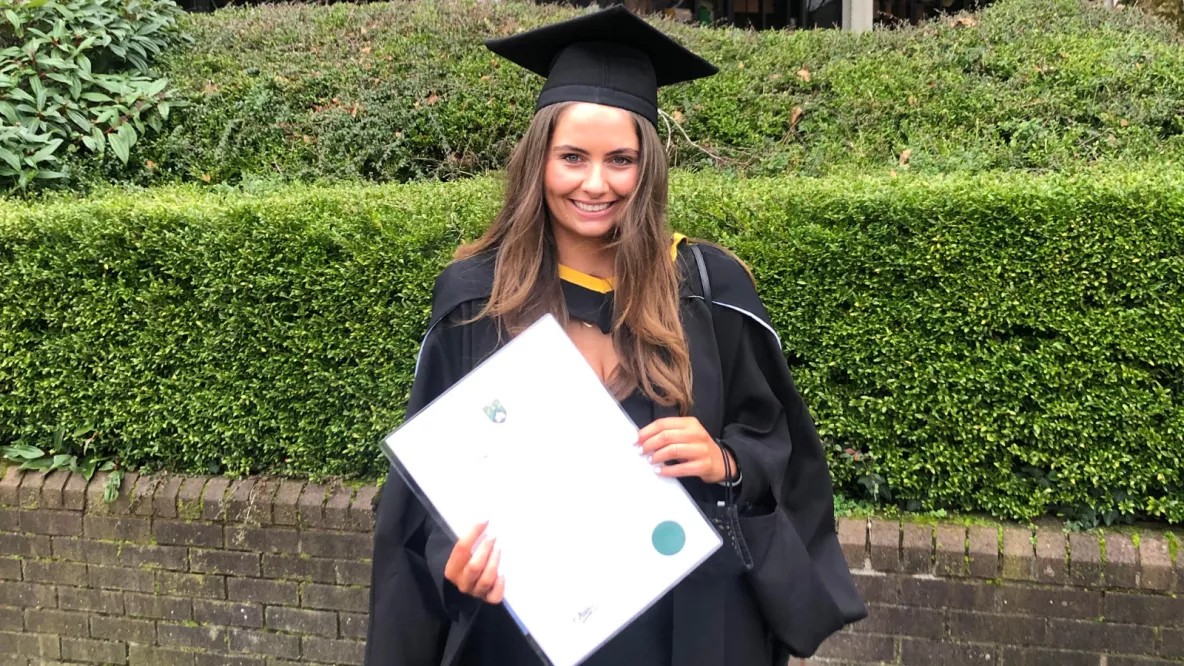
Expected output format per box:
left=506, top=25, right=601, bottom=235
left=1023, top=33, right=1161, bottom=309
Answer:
left=637, top=417, right=738, bottom=485
left=444, top=522, right=505, bottom=604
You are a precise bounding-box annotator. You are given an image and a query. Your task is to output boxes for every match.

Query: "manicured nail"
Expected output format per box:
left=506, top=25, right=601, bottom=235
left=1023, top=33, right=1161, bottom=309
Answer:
left=653, top=466, right=662, bottom=475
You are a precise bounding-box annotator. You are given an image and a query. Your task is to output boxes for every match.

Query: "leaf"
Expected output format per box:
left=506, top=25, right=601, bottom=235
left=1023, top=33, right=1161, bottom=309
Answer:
left=157, top=102, right=169, bottom=120
left=80, top=92, right=113, bottom=103
left=67, top=109, right=90, bottom=132
left=0, top=147, right=20, bottom=171
left=20, top=457, right=53, bottom=471
left=34, top=169, right=65, bottom=179
left=4, top=10, right=22, bottom=32
left=52, top=454, right=74, bottom=469
left=103, top=469, right=124, bottom=503
left=108, top=129, right=130, bottom=164
left=79, top=457, right=98, bottom=480
left=796, top=67, right=811, bottom=83
left=30, top=138, right=63, bottom=163
left=29, top=76, right=46, bottom=109
left=3, top=443, right=46, bottom=460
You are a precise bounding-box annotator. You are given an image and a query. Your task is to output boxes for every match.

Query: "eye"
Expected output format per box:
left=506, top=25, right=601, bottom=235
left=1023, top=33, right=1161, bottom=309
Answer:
left=611, top=156, right=635, bottom=166
left=561, top=153, right=582, bottom=163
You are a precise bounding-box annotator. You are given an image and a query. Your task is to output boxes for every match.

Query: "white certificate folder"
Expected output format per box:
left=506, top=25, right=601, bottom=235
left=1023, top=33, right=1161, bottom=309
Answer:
left=380, top=314, right=721, bottom=666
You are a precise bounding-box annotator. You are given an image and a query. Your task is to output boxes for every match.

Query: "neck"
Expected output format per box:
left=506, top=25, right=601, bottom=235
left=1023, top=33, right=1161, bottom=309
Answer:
left=552, top=223, right=616, bottom=279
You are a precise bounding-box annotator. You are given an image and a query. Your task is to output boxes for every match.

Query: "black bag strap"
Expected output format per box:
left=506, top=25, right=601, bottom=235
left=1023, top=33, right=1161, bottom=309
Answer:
left=691, top=243, right=712, bottom=305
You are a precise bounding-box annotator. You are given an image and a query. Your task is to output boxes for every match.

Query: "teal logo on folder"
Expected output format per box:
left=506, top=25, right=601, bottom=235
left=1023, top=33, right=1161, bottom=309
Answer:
left=652, top=521, right=685, bottom=556
left=483, top=400, right=507, bottom=424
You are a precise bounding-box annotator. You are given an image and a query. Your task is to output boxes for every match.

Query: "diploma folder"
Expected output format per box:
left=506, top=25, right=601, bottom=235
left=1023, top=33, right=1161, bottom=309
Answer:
left=380, top=314, right=722, bottom=666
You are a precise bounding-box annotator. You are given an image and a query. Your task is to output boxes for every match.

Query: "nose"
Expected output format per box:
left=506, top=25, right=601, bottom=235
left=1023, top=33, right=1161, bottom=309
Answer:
left=582, top=163, right=608, bottom=198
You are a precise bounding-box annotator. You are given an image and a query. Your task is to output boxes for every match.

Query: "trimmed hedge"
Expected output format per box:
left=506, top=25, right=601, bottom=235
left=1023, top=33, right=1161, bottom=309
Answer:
left=61, top=0, right=1184, bottom=189
left=2, top=169, right=1182, bottom=524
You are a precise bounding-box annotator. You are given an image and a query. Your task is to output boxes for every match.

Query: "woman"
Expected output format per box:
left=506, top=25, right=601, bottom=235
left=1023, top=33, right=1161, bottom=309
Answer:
left=365, top=8, right=866, bottom=666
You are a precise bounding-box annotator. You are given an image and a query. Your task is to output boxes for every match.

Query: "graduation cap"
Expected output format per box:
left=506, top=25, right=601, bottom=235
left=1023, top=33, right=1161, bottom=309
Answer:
left=484, top=6, right=718, bottom=127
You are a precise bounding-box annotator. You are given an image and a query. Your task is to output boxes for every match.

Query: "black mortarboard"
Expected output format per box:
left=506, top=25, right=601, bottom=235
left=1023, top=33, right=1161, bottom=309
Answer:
left=484, top=6, right=718, bottom=127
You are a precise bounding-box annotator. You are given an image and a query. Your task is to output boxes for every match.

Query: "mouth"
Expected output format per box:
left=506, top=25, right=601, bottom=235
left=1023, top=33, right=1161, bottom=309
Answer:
left=569, top=200, right=616, bottom=216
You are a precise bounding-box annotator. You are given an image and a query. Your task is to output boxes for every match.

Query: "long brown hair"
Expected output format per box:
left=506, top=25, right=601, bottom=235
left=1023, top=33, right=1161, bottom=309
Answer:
left=455, top=102, right=692, bottom=414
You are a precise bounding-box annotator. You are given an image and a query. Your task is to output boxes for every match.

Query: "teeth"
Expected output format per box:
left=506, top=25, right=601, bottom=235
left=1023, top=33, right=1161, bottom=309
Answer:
left=573, top=201, right=612, bottom=212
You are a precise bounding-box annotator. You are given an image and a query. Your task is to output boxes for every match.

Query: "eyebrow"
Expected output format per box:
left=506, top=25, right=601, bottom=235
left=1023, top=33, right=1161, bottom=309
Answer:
left=552, top=144, right=639, bottom=156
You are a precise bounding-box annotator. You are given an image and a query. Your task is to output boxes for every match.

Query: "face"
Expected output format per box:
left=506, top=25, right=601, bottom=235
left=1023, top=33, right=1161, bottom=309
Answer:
left=544, top=103, right=640, bottom=242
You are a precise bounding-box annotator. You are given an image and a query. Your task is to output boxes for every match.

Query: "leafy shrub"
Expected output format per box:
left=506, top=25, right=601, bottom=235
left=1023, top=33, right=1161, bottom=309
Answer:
left=0, top=0, right=185, bottom=189
left=60, top=0, right=1184, bottom=189
left=2, top=167, right=1181, bottom=524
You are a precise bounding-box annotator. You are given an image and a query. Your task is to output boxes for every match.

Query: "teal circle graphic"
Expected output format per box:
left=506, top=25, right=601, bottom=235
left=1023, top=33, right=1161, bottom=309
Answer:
left=651, top=521, right=686, bottom=556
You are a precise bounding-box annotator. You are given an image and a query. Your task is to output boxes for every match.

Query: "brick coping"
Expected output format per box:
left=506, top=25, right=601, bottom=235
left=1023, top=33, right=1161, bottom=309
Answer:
left=3, top=465, right=1179, bottom=593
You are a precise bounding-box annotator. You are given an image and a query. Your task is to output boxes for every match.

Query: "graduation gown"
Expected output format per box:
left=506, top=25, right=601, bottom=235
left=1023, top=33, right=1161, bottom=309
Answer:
left=364, top=240, right=867, bottom=666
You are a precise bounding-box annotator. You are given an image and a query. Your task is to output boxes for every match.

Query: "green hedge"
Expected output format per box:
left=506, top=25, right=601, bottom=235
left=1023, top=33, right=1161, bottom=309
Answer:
left=2, top=169, right=1182, bottom=524
left=61, top=0, right=1184, bottom=189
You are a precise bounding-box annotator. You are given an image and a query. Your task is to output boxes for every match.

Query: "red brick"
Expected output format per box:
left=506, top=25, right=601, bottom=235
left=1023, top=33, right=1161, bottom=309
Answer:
left=301, top=636, right=364, bottom=665
left=1047, top=619, right=1153, bottom=653
left=154, top=519, right=223, bottom=547
left=0, top=466, right=21, bottom=506
left=950, top=609, right=1045, bottom=644
left=814, top=632, right=895, bottom=662
left=194, top=599, right=264, bottom=628
left=39, top=471, right=70, bottom=510
left=301, top=531, right=371, bottom=559
left=0, top=558, right=20, bottom=580
left=18, top=510, right=81, bottom=536
left=998, top=646, right=1097, bottom=666
left=195, top=654, right=266, bottom=666
left=0, top=581, right=57, bottom=607
left=273, top=480, right=305, bottom=526
left=868, top=519, right=900, bottom=572
left=900, top=522, right=932, bottom=574
left=156, top=571, right=226, bottom=599
left=997, top=584, right=1100, bottom=619
left=17, top=470, right=46, bottom=509
left=967, top=525, right=999, bottom=578
left=153, top=474, right=184, bottom=518
left=1139, top=533, right=1174, bottom=592
left=192, top=548, right=260, bottom=576
left=1068, top=532, right=1103, bottom=587
left=1002, top=526, right=1034, bottom=581
left=202, top=477, right=231, bottom=521
left=348, top=485, right=379, bottom=532
left=228, top=578, right=300, bottom=605
left=901, top=639, right=997, bottom=665
left=245, top=477, right=280, bottom=526
left=298, top=483, right=329, bottom=528
left=849, top=603, right=942, bottom=639
left=158, top=622, right=229, bottom=651
left=226, top=526, right=299, bottom=553
left=177, top=476, right=209, bottom=519
left=0, top=532, right=51, bottom=557
left=302, top=584, right=369, bottom=613
left=266, top=607, right=337, bottom=637
left=1163, top=628, right=1184, bottom=658
left=83, top=515, right=151, bottom=542
left=62, top=473, right=88, bottom=511
left=900, top=576, right=995, bottom=611
left=934, top=524, right=967, bottom=577
left=229, top=628, right=300, bottom=659
left=128, top=644, right=197, bottom=666
left=323, top=485, right=354, bottom=531
left=121, top=544, right=188, bottom=570
left=25, top=608, right=88, bottom=636
left=90, top=615, right=156, bottom=643
left=1104, top=591, right=1184, bottom=627
left=88, top=565, right=155, bottom=592
left=24, top=559, right=87, bottom=587
left=225, top=478, right=258, bottom=524
left=1035, top=527, right=1067, bottom=584
left=339, top=612, right=369, bottom=639
left=58, top=588, right=123, bottom=615
left=263, top=554, right=337, bottom=583
left=335, top=559, right=372, bottom=586
left=61, top=637, right=127, bottom=664
left=123, top=593, right=192, bottom=621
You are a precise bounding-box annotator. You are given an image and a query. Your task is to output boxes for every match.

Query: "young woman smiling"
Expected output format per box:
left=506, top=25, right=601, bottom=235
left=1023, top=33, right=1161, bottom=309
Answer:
left=365, top=8, right=866, bottom=666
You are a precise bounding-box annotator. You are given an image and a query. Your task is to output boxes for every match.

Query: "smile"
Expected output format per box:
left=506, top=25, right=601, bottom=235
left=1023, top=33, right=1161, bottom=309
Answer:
left=571, top=200, right=615, bottom=213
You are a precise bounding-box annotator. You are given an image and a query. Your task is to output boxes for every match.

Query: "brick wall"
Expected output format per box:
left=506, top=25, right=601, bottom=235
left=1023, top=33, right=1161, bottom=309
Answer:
left=2, top=465, right=1181, bottom=666
left=0, top=466, right=378, bottom=666
left=818, top=517, right=1183, bottom=665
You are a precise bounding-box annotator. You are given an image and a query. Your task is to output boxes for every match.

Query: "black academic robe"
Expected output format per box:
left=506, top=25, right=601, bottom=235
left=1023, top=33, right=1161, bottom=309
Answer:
left=364, top=241, right=867, bottom=666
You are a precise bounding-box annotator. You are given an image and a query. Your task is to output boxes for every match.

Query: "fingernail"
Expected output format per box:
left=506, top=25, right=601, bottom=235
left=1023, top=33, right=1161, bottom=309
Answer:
left=646, top=454, right=653, bottom=463
left=653, top=466, right=662, bottom=475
